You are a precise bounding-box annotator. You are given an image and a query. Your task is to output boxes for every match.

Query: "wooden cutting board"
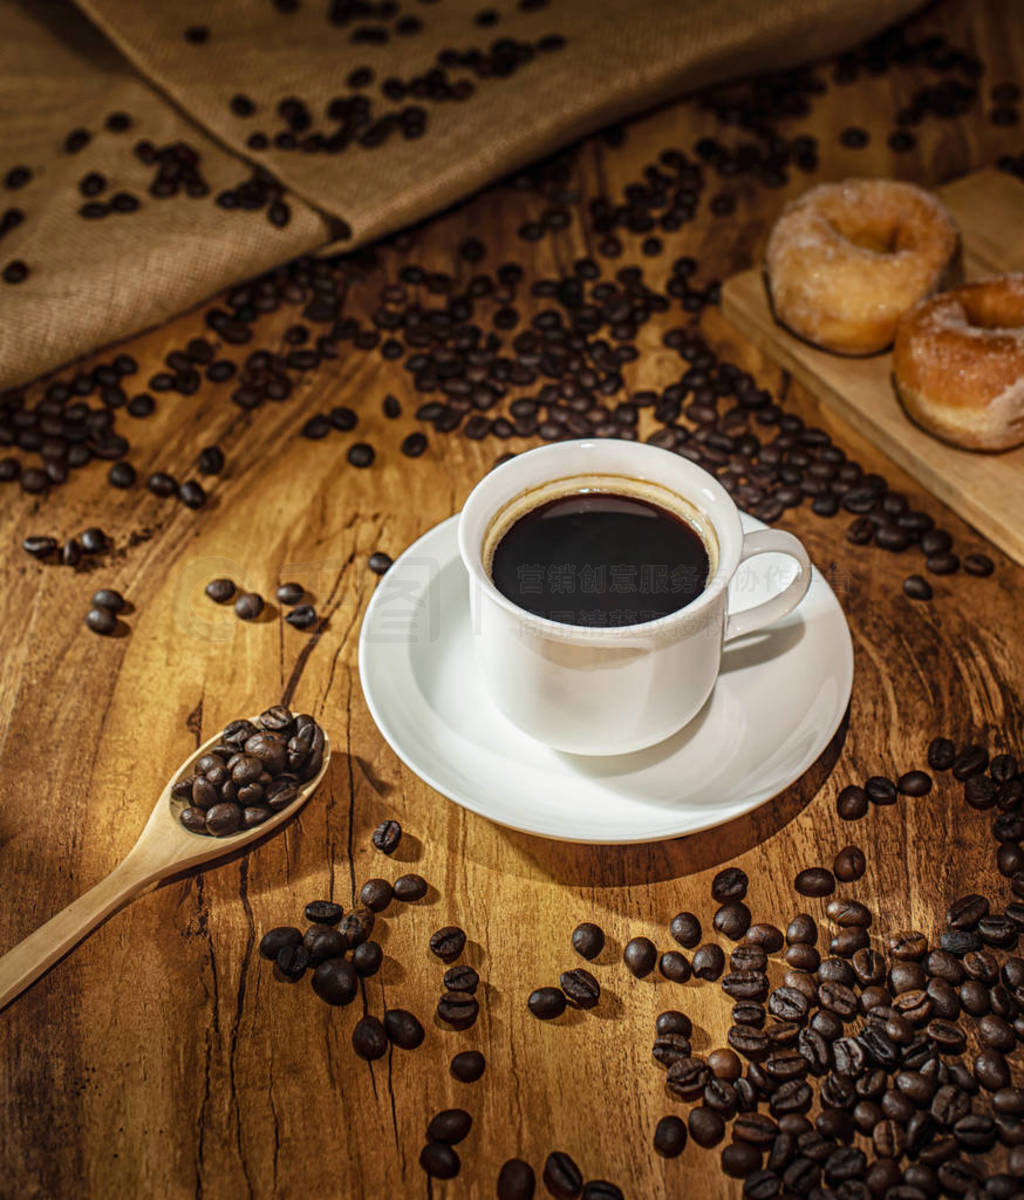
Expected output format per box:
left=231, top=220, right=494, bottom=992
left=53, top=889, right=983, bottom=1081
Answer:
left=722, top=168, right=1024, bottom=566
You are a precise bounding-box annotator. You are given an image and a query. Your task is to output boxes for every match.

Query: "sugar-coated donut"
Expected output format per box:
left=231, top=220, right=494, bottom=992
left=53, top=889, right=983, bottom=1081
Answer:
left=765, top=179, right=961, bottom=355
left=892, top=275, right=1024, bottom=452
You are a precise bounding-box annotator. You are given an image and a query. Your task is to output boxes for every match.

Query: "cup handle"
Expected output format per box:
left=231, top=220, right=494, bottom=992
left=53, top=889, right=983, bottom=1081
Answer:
left=724, top=529, right=812, bottom=643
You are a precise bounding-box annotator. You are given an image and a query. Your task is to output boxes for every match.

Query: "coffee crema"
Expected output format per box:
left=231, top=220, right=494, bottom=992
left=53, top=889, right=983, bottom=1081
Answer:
left=484, top=475, right=716, bottom=628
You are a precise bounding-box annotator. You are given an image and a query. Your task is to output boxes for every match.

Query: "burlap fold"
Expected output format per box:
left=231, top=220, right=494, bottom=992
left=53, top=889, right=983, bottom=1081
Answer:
left=0, top=0, right=921, bottom=390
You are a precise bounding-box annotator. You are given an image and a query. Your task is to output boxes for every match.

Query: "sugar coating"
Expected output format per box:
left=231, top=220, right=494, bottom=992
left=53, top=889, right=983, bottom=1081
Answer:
left=893, top=275, right=1024, bottom=451
left=765, top=179, right=960, bottom=355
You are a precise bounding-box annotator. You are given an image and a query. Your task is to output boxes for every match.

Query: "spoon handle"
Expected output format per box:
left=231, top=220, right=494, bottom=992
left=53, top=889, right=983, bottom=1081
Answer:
left=0, top=849, right=157, bottom=1011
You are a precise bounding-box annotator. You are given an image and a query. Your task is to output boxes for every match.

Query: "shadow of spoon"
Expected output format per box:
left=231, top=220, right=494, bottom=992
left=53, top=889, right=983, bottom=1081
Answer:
left=0, top=718, right=330, bottom=1012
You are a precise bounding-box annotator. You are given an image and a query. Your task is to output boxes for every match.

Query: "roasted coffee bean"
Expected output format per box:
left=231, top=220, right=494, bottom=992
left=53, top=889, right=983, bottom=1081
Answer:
left=745, top=925, right=784, bottom=953
left=259, top=926, right=301, bottom=960
left=832, top=846, right=865, bottom=882
left=794, top=868, right=834, bottom=897
left=302, top=925, right=346, bottom=963
left=785, top=943, right=820, bottom=972
left=889, top=929, right=928, bottom=960
left=690, top=1106, right=726, bottom=1147
left=497, top=1158, right=536, bottom=1200
left=733, top=1002, right=766, bottom=1029
left=85, top=606, right=117, bottom=635
left=836, top=785, right=869, bottom=820
left=898, top=769, right=932, bottom=796
left=975, top=1049, right=1011, bottom=1090
left=441, top=965, right=479, bottom=995
left=715, top=901, right=752, bottom=940
left=865, top=776, right=897, bottom=805
left=653, top=1114, right=686, bottom=1157
left=851, top=948, right=886, bottom=986
left=721, top=1140, right=763, bottom=1178
left=734, top=1114, right=780, bottom=1148
left=693, top=943, right=726, bottom=981
left=384, top=1008, right=424, bottom=1049
left=826, top=899, right=872, bottom=927
left=528, top=987, right=565, bottom=1020
left=274, top=942, right=310, bottom=981
left=234, top=592, right=264, bottom=620
left=712, top=867, right=749, bottom=902
left=927, top=948, right=965, bottom=983
left=708, top=1047, right=742, bottom=1081
left=666, top=1056, right=711, bottom=1099
left=427, top=1108, right=472, bottom=1144
left=23, top=535, right=58, bottom=560
left=351, top=941, right=382, bottom=977
left=429, top=925, right=466, bottom=963
left=205, top=578, right=235, bottom=603
left=282, top=602, right=315, bottom=629
left=371, top=819, right=401, bottom=853
left=928, top=736, right=956, bottom=770
left=652, top=1032, right=692, bottom=1068
left=348, top=1013, right=388, bottom=1062
left=786, top=914, right=818, bottom=946
left=179, top=807, right=207, bottom=832
left=659, top=951, right=691, bottom=982
left=347, top=443, right=374, bottom=468
left=420, top=1142, right=459, bottom=1179
left=979, top=914, right=1019, bottom=947
left=572, top=922, right=604, bottom=960
left=728, top=1026, right=769, bottom=1059
left=623, top=936, right=657, bottom=977
left=947, top=893, right=989, bottom=930
left=543, top=1152, right=582, bottom=1199
left=338, top=908, right=375, bottom=949
left=769, top=987, right=810, bottom=1022
left=731, top=944, right=767, bottom=972
left=953, top=745, right=988, bottom=780
left=434, top=988, right=477, bottom=1027
left=450, top=1049, right=485, bottom=1083
left=310, top=957, right=357, bottom=1005
left=670, top=911, right=701, bottom=948
left=359, top=878, right=392, bottom=912
left=656, top=1010, right=692, bottom=1037
left=560, top=967, right=600, bottom=1008
left=204, top=802, right=241, bottom=835
left=723, top=970, right=769, bottom=1001
left=276, top=582, right=305, bottom=605
left=393, top=873, right=426, bottom=901
left=818, top=981, right=858, bottom=1018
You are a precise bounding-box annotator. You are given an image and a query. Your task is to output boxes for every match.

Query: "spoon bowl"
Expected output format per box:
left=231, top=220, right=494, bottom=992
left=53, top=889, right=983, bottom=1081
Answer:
left=0, top=717, right=330, bottom=1011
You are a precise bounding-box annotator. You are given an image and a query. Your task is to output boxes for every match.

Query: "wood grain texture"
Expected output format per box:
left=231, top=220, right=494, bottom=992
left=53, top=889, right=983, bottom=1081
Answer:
left=2, top=1, right=1023, bottom=1197
left=722, top=168, right=1024, bottom=565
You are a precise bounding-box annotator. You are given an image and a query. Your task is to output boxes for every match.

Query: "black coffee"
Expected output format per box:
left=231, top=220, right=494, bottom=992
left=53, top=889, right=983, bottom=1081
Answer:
left=489, top=490, right=710, bottom=627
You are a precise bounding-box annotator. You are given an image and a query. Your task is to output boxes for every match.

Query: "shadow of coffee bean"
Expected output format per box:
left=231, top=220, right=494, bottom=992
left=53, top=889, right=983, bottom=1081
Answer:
left=378, top=954, right=405, bottom=986
left=355, top=758, right=394, bottom=798
left=389, top=832, right=422, bottom=863
left=590, top=989, right=624, bottom=1021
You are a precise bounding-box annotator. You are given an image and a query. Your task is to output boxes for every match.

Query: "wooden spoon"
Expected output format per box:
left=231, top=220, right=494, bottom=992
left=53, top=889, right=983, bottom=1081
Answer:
left=0, top=719, right=330, bottom=1011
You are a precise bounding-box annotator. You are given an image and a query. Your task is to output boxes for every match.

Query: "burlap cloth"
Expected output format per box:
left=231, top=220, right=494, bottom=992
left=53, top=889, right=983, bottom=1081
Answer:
left=0, top=0, right=921, bottom=391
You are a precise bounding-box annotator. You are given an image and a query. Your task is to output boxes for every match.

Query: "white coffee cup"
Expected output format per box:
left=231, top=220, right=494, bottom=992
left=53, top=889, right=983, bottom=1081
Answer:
left=458, top=439, right=812, bottom=756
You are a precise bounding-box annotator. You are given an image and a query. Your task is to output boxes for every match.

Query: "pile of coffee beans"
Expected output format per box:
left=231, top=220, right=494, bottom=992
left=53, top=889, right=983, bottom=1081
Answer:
left=172, top=705, right=325, bottom=835
left=1, top=11, right=1007, bottom=612
left=203, top=577, right=320, bottom=629
left=84, top=587, right=126, bottom=636
left=22, top=525, right=109, bottom=568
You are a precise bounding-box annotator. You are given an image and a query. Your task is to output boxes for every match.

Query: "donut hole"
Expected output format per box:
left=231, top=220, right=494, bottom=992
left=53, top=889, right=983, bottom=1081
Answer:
left=827, top=215, right=902, bottom=256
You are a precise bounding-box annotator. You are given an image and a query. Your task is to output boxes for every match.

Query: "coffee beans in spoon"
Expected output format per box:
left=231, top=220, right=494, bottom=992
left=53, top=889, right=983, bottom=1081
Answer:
left=172, top=706, right=326, bottom=836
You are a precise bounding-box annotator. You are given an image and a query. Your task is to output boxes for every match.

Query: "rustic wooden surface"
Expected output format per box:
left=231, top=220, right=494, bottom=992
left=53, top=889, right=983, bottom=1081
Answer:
left=723, top=168, right=1024, bottom=566
left=2, top=1, right=1023, bottom=1197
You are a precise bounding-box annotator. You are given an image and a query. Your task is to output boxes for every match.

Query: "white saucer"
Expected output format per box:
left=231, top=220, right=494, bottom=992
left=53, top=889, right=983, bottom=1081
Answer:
left=358, top=514, right=853, bottom=844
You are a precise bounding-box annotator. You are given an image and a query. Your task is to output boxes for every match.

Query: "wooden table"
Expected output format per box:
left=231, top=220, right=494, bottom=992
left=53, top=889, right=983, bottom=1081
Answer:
left=2, top=1, right=1022, bottom=1195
